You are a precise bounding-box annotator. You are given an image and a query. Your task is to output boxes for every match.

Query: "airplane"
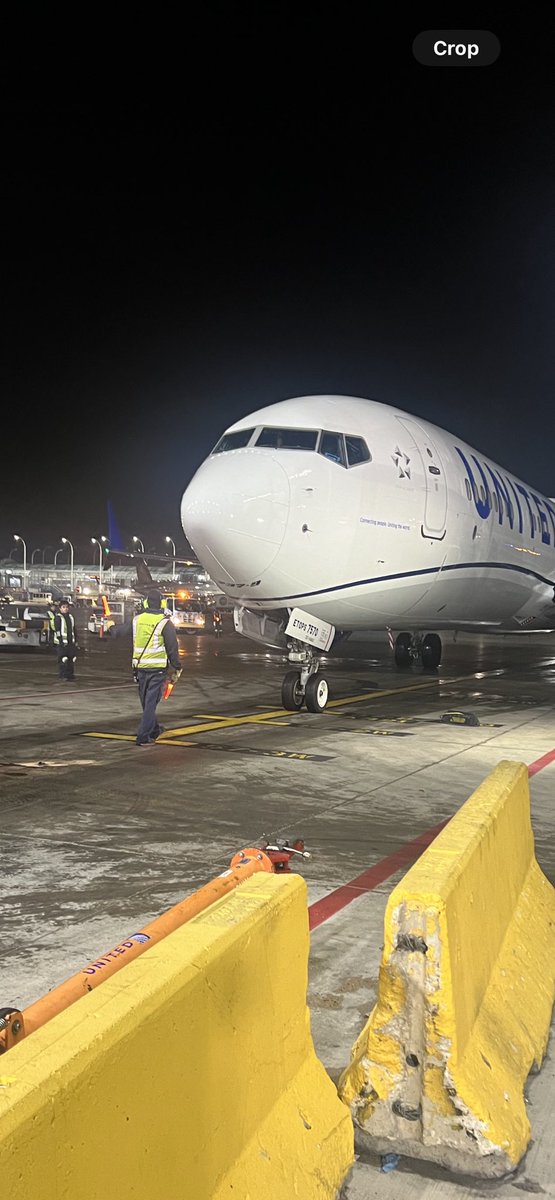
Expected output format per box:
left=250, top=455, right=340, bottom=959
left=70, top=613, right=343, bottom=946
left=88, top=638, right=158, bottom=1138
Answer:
left=180, top=394, right=555, bottom=711
left=102, top=553, right=197, bottom=600
left=99, top=554, right=211, bottom=632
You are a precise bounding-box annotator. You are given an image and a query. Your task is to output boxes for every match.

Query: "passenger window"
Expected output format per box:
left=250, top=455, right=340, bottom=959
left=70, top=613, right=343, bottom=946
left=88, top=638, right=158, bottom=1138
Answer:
left=255, top=427, right=318, bottom=450
left=465, top=478, right=472, bottom=501
left=345, top=435, right=371, bottom=466
left=212, top=428, right=255, bottom=453
left=319, top=431, right=346, bottom=466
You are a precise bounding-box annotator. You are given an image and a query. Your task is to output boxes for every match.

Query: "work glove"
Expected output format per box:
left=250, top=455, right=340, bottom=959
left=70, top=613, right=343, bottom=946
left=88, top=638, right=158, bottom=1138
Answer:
left=169, top=667, right=182, bottom=684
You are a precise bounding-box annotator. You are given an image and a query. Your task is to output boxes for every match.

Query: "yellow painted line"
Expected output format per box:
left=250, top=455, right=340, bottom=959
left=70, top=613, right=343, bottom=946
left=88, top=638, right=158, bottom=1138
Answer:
left=83, top=673, right=481, bottom=745
left=83, top=732, right=198, bottom=746
left=157, top=739, right=196, bottom=746
left=84, top=732, right=136, bottom=742
left=325, top=672, right=476, bottom=710
left=252, top=720, right=293, bottom=726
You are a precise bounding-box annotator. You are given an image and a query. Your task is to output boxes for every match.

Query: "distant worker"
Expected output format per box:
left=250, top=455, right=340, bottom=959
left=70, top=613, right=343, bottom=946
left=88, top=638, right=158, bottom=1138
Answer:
left=46, top=598, right=58, bottom=647
left=131, top=591, right=181, bottom=746
left=54, top=600, right=79, bottom=681
left=212, top=609, right=223, bottom=637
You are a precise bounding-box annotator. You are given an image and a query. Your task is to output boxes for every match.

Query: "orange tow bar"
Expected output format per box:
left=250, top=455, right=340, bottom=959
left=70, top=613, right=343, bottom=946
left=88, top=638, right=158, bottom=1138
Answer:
left=0, top=847, right=272, bottom=1054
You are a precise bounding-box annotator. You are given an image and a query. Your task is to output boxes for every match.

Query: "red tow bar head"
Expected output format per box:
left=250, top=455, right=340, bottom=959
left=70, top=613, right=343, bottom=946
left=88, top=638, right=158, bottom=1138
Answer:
left=259, top=838, right=311, bottom=873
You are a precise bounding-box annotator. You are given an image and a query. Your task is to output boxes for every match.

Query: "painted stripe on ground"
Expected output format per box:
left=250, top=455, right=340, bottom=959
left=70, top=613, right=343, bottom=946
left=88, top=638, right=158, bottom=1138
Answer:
left=528, top=748, right=555, bottom=776
left=308, top=748, right=555, bottom=929
left=308, top=821, right=448, bottom=930
left=82, top=673, right=480, bottom=743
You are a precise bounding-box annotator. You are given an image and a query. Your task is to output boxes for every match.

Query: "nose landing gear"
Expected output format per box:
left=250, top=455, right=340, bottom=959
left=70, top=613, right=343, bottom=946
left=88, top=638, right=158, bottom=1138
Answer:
left=281, top=670, right=305, bottom=710
left=281, top=645, right=330, bottom=711
left=394, top=631, right=442, bottom=670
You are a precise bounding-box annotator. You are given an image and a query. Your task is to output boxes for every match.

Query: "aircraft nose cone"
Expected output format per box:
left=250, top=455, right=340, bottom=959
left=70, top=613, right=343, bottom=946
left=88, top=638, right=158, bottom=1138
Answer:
left=181, top=452, right=290, bottom=583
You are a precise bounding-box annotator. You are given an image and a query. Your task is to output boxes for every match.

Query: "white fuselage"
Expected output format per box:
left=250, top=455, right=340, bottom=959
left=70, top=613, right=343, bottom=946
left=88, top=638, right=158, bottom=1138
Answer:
left=181, top=396, right=555, bottom=634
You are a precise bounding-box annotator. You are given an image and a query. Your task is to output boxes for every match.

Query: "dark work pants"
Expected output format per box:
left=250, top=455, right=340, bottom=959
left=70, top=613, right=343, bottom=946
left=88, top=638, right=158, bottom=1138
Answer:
left=57, top=644, right=77, bottom=679
left=136, top=669, right=166, bottom=744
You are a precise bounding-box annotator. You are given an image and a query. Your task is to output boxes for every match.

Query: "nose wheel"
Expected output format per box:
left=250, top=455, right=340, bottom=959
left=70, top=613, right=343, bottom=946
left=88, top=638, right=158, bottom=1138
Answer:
left=305, top=674, right=329, bottom=712
left=281, top=671, right=305, bottom=710
left=281, top=670, right=330, bottom=711
left=281, top=642, right=330, bottom=712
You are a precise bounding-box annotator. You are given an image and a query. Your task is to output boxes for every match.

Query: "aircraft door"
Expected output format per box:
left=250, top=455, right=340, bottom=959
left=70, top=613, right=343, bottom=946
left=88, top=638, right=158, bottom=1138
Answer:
left=397, top=417, right=448, bottom=539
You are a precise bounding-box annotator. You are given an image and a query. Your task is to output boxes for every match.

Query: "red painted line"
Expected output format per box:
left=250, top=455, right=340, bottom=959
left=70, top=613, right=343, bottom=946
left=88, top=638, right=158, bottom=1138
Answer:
left=309, top=747, right=555, bottom=930
left=528, top=748, right=555, bottom=776
left=309, top=820, right=448, bottom=930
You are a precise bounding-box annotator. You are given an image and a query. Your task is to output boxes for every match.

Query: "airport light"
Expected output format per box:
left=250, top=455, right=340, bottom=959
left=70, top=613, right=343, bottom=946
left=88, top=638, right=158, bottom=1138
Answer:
left=54, top=548, right=65, bottom=566
left=13, top=535, right=27, bottom=595
left=132, top=536, right=145, bottom=553
left=61, top=538, right=74, bottom=595
left=91, top=538, right=103, bottom=590
left=165, top=536, right=176, bottom=578
left=31, top=547, right=42, bottom=564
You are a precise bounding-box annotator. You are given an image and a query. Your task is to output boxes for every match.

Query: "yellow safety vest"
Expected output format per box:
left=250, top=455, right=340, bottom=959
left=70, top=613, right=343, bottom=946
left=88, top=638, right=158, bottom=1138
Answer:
left=132, top=611, right=169, bottom=670
left=55, top=613, right=75, bottom=645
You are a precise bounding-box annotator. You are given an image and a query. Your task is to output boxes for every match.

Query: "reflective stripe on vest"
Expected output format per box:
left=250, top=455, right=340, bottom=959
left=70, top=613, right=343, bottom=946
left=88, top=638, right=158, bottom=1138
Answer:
left=57, top=613, right=75, bottom=644
left=132, top=612, right=169, bottom=670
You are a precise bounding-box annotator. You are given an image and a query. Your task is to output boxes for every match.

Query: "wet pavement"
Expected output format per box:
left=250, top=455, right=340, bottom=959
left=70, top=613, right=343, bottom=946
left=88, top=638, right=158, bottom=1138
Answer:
left=1, top=619, right=555, bottom=1197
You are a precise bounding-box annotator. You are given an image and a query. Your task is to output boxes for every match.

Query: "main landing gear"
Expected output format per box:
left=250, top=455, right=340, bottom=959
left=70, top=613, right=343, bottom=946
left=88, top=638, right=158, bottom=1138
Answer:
left=394, top=631, right=442, bottom=670
left=281, top=645, right=330, bottom=712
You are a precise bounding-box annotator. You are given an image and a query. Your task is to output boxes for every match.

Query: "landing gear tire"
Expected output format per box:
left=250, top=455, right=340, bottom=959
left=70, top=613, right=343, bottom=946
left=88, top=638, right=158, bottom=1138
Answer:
left=282, top=671, right=304, bottom=711
left=305, top=674, right=329, bottom=712
left=394, top=632, right=412, bottom=668
left=422, top=633, right=442, bottom=669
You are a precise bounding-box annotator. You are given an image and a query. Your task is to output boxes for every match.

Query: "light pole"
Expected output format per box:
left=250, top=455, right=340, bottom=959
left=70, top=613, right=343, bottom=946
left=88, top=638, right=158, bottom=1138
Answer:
left=101, top=536, right=112, bottom=582
left=91, top=538, right=103, bottom=590
left=13, top=535, right=27, bottom=595
left=132, top=536, right=145, bottom=553
left=54, top=548, right=65, bottom=566
left=165, top=536, right=176, bottom=579
left=61, top=538, right=74, bottom=595
left=31, top=547, right=42, bottom=564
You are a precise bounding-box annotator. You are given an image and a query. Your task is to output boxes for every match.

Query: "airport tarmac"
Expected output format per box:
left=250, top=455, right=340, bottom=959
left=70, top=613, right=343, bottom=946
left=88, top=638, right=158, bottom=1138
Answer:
left=1, top=620, right=554, bottom=1198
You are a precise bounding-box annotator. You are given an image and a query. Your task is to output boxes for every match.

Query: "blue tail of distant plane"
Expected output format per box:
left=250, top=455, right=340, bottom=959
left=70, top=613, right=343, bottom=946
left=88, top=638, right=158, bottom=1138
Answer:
left=107, top=501, right=124, bottom=551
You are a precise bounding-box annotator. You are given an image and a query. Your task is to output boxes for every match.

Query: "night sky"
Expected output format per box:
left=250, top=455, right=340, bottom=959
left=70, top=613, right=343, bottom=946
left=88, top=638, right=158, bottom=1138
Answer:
left=2, top=18, right=554, bottom=562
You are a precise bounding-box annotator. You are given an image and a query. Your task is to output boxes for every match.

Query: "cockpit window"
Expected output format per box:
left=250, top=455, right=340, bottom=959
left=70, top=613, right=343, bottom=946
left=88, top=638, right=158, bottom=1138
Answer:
left=319, top=431, right=346, bottom=466
left=212, top=428, right=255, bottom=453
left=255, top=427, right=319, bottom=450
left=345, top=435, right=371, bottom=466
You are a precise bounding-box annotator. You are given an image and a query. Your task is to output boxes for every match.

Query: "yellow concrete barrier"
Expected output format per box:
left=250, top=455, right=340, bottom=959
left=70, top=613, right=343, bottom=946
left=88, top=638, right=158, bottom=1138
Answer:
left=339, top=761, right=555, bottom=1178
left=0, top=873, right=353, bottom=1199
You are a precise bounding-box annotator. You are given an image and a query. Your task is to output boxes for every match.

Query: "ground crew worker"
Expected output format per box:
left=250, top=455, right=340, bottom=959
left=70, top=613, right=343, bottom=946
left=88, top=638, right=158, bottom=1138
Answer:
left=212, top=609, right=223, bottom=637
left=47, top=599, right=58, bottom=647
left=54, top=600, right=79, bottom=680
left=131, top=591, right=181, bottom=746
